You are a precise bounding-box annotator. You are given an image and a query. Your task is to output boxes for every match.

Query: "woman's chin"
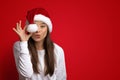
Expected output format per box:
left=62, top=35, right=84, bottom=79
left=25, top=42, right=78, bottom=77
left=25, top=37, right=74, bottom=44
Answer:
left=34, top=38, right=44, bottom=42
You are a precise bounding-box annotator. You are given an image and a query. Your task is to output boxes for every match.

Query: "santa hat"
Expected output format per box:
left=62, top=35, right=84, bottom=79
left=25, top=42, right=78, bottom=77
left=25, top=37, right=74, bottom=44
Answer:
left=26, top=8, right=52, bottom=33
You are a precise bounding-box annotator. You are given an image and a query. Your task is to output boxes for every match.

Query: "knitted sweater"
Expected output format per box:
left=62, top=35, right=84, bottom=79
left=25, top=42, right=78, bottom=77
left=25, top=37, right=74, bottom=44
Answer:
left=13, top=41, right=67, bottom=80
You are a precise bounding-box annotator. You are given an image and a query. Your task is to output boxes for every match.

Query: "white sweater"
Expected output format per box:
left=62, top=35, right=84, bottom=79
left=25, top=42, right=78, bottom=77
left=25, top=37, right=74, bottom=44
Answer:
left=13, top=41, right=67, bottom=80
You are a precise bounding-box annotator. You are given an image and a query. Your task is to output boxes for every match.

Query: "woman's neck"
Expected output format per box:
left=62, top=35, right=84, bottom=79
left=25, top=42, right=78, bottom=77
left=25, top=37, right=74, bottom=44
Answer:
left=35, top=41, right=44, bottom=50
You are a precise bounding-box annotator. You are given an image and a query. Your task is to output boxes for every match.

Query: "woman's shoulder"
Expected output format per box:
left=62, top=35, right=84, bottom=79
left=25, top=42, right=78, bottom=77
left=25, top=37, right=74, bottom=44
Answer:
left=53, top=43, right=64, bottom=56
left=53, top=43, right=65, bottom=66
left=54, top=43, right=64, bottom=51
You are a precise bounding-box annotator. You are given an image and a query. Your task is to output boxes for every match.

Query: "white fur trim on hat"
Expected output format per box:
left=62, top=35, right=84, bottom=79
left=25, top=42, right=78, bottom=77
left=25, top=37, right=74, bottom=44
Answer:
left=34, top=14, right=52, bottom=32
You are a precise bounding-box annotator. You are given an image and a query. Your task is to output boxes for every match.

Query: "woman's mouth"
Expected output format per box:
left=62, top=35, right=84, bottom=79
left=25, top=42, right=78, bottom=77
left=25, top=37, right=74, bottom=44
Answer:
left=34, top=34, right=41, bottom=38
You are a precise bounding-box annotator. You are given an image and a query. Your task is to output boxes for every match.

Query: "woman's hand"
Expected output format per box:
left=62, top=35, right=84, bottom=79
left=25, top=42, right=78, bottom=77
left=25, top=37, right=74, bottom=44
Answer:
left=13, top=20, right=32, bottom=41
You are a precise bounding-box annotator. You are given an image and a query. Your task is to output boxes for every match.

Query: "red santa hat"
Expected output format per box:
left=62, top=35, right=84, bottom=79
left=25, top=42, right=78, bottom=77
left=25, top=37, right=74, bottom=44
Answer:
left=26, top=8, right=52, bottom=32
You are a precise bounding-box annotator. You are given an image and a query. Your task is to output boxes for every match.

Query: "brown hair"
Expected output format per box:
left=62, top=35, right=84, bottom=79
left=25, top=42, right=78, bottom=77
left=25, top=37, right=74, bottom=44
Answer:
left=28, top=30, right=55, bottom=76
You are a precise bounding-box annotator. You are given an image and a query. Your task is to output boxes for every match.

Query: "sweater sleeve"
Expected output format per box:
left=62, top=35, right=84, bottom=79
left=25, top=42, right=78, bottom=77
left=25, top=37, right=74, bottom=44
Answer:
left=54, top=45, right=67, bottom=80
left=13, top=41, right=33, bottom=78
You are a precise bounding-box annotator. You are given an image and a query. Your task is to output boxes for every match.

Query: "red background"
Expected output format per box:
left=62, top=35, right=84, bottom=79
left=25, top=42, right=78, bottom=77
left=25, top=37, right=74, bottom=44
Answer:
left=0, top=0, right=120, bottom=80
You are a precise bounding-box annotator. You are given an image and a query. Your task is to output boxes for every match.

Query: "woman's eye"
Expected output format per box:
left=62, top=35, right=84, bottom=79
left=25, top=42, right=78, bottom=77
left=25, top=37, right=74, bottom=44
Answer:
left=41, top=26, right=45, bottom=28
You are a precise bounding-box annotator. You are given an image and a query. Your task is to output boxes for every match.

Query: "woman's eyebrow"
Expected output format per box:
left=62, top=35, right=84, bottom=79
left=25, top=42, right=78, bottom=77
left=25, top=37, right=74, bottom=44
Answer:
left=41, top=22, right=47, bottom=26
left=41, top=22, right=46, bottom=24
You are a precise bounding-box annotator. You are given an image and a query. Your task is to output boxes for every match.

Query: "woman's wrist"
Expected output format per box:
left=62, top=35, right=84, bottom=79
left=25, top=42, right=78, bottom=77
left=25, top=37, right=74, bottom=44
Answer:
left=20, top=37, right=29, bottom=42
left=20, top=41, right=29, bottom=54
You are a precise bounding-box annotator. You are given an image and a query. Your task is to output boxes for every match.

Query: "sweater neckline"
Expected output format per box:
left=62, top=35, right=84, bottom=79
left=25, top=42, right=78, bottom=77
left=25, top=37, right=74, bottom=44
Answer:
left=37, top=49, right=45, bottom=53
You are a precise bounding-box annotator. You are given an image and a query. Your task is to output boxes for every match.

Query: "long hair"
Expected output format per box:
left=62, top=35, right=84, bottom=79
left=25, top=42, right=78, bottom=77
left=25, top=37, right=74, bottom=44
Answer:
left=28, top=29, right=55, bottom=76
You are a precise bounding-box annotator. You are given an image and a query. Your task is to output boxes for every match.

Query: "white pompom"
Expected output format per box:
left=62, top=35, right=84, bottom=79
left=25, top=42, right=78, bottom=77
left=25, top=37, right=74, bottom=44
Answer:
left=27, top=24, right=38, bottom=33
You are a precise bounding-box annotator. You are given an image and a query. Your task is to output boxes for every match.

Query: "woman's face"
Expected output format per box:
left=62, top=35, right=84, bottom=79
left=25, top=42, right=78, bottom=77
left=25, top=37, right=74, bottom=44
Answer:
left=31, top=21, right=48, bottom=42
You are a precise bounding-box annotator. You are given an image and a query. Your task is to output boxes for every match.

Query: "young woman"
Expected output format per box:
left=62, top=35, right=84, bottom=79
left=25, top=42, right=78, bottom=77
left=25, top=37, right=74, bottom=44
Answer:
left=13, top=8, right=67, bottom=80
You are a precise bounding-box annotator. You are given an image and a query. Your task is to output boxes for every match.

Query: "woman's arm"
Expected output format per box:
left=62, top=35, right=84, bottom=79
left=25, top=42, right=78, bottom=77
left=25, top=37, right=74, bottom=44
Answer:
left=54, top=44, right=67, bottom=80
left=13, top=20, right=33, bottom=78
left=13, top=41, right=33, bottom=78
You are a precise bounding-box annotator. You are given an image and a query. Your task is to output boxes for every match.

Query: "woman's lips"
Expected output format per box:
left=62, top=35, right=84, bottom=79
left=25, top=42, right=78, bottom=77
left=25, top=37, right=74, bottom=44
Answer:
left=34, top=34, right=40, bottom=38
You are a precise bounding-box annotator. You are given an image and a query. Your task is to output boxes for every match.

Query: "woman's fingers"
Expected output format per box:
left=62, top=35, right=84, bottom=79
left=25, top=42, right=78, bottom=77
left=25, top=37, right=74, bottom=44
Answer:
left=19, top=20, right=21, bottom=27
left=13, top=28, right=20, bottom=35
left=23, top=25, right=27, bottom=31
left=16, top=20, right=22, bottom=31
left=16, top=23, right=19, bottom=30
left=13, top=20, right=32, bottom=41
left=19, top=20, right=22, bottom=30
left=28, top=33, right=33, bottom=38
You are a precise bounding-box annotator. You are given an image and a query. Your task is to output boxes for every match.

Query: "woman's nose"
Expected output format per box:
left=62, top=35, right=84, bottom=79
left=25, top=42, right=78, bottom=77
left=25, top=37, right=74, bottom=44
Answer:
left=36, top=26, right=41, bottom=33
